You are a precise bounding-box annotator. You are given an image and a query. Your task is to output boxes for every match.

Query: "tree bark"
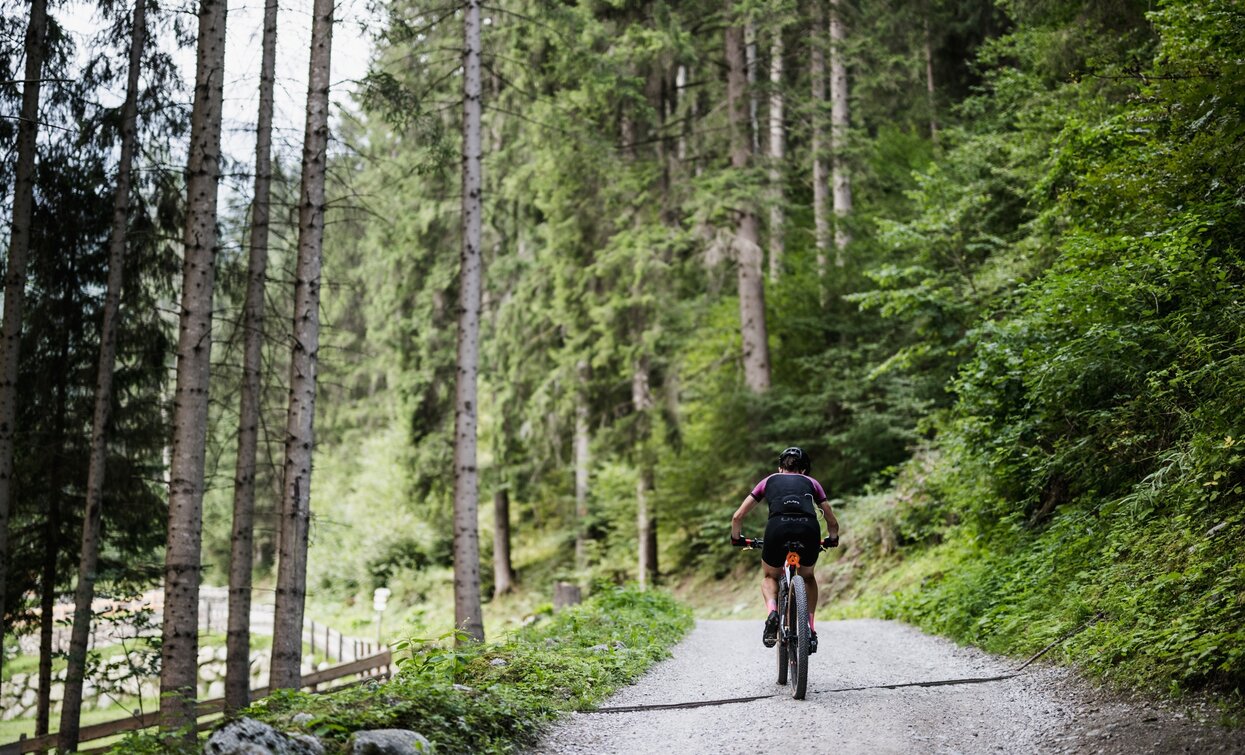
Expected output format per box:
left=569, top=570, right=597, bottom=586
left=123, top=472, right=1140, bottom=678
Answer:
left=573, top=359, right=590, bottom=571
left=768, top=24, right=785, bottom=280
left=492, top=488, right=513, bottom=598
left=270, top=0, right=333, bottom=691
left=675, top=65, right=687, bottom=163
left=924, top=12, right=938, bottom=144
left=636, top=466, right=657, bottom=588
left=59, top=0, right=148, bottom=743
left=829, top=0, right=853, bottom=262
left=726, top=24, right=771, bottom=393
left=633, top=356, right=657, bottom=588
left=452, top=0, right=486, bottom=644
left=810, top=1, right=830, bottom=280
left=745, top=20, right=760, bottom=155
left=160, top=0, right=227, bottom=734
left=35, top=496, right=59, bottom=736
left=225, top=0, right=279, bottom=713
left=0, top=0, right=49, bottom=679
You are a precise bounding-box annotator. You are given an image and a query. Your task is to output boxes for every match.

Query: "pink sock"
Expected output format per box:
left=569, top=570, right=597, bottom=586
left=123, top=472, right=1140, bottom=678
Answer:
left=766, top=600, right=777, bottom=613
left=809, top=615, right=816, bottom=632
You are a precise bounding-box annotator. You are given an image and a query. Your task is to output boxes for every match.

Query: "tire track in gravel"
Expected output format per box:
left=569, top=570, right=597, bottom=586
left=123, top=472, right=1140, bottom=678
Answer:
left=532, top=619, right=1245, bottom=754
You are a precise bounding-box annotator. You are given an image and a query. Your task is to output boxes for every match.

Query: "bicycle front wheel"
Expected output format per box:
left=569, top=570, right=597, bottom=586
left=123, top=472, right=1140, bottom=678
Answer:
left=791, top=574, right=809, bottom=699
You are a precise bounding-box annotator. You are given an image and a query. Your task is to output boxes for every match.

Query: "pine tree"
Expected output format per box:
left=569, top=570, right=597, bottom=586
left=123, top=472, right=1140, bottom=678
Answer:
left=226, top=0, right=279, bottom=711
left=161, top=0, right=227, bottom=732
left=59, top=0, right=147, bottom=744
left=270, top=0, right=334, bottom=689
left=829, top=0, right=853, bottom=259
left=452, top=0, right=486, bottom=643
left=767, top=16, right=786, bottom=280
left=726, top=23, right=771, bottom=393
left=0, top=0, right=49, bottom=677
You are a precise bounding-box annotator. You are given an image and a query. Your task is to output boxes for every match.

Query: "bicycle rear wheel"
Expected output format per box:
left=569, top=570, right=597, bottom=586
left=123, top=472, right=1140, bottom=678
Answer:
left=776, top=582, right=788, bottom=686
left=790, top=574, right=809, bottom=699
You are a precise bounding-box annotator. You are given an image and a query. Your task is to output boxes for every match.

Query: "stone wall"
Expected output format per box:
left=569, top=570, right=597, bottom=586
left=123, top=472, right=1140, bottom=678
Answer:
left=0, top=645, right=282, bottom=722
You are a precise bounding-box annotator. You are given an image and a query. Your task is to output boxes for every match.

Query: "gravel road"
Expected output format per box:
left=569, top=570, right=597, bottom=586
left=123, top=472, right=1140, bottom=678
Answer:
left=534, top=619, right=1244, bottom=754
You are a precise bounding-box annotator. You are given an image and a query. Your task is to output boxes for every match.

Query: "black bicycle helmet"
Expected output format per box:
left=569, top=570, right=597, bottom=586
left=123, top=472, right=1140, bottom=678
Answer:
left=777, top=446, right=811, bottom=474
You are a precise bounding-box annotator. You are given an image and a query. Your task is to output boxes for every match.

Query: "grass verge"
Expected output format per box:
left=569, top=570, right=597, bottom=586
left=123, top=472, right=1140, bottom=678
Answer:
left=108, top=586, right=692, bottom=753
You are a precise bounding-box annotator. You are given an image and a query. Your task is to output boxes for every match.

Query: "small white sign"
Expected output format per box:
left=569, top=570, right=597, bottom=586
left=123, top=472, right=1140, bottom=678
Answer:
left=373, top=587, right=391, bottom=613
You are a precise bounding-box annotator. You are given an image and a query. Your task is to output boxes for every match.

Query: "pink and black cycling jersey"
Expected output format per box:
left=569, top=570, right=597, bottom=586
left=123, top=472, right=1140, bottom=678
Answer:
left=751, top=473, right=828, bottom=518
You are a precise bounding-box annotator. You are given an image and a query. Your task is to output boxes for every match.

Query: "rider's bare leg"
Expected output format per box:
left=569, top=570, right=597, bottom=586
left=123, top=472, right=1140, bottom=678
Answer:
left=798, top=565, right=818, bottom=627
left=762, top=562, right=782, bottom=611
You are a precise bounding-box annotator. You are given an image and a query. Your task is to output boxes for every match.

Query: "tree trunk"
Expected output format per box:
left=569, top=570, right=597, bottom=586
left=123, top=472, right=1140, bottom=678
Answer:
left=924, top=12, right=938, bottom=144
left=745, top=20, right=760, bottom=155
left=573, top=359, right=589, bottom=571
left=35, top=497, right=59, bottom=736
left=270, top=0, right=333, bottom=690
left=810, top=1, right=830, bottom=280
left=492, top=488, right=513, bottom=598
left=726, top=24, right=771, bottom=393
left=0, top=0, right=49, bottom=679
left=675, top=65, right=687, bottom=163
left=160, top=0, right=227, bottom=734
left=452, top=0, right=486, bottom=644
left=768, top=24, right=785, bottom=280
left=631, top=353, right=657, bottom=587
left=59, top=0, right=147, bottom=744
left=829, top=0, right=853, bottom=262
left=225, top=0, right=278, bottom=714
left=636, top=466, right=657, bottom=589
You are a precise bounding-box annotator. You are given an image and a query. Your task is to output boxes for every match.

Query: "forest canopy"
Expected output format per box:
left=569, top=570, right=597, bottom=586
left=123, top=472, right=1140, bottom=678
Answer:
left=0, top=0, right=1242, bottom=745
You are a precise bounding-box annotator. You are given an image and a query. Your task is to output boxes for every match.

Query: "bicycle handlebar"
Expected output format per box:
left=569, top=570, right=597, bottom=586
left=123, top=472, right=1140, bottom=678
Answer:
left=732, top=536, right=838, bottom=551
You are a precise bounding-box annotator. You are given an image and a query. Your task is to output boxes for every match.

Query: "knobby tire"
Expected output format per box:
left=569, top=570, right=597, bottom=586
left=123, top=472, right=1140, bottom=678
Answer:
left=792, top=573, right=809, bottom=699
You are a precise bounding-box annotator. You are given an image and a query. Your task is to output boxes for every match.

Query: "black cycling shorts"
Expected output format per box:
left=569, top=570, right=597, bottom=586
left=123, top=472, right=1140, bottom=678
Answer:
left=762, top=515, right=821, bottom=568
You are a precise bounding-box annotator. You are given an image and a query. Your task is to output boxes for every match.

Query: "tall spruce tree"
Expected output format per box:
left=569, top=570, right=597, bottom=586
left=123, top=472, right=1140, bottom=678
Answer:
left=161, top=0, right=227, bottom=732
left=0, top=0, right=49, bottom=676
left=452, top=0, right=486, bottom=643
left=271, top=0, right=334, bottom=689
left=59, top=0, right=148, bottom=744
left=227, top=0, right=280, bottom=710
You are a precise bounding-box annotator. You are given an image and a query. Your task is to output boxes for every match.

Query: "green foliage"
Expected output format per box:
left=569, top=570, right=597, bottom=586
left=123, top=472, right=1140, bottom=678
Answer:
left=823, top=0, right=1245, bottom=704
left=210, top=588, right=690, bottom=754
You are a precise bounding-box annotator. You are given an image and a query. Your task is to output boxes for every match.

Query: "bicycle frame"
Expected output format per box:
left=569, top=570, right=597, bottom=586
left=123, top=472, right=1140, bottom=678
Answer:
left=734, top=537, right=812, bottom=699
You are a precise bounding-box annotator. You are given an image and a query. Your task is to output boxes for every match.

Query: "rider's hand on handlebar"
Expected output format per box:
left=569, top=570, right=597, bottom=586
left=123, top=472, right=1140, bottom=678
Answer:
left=730, top=533, right=748, bottom=547
left=821, top=535, right=839, bottom=549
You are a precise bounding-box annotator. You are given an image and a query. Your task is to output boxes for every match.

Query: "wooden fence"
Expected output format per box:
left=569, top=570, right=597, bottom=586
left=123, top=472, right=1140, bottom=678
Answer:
left=0, top=650, right=392, bottom=755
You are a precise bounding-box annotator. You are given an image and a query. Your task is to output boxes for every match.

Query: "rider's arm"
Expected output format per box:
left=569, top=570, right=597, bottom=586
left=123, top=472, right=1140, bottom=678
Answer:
left=819, top=500, right=840, bottom=543
left=731, top=495, right=760, bottom=539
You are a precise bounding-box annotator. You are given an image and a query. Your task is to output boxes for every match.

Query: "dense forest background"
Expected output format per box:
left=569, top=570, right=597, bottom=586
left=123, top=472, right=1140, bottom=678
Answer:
left=1, top=0, right=1243, bottom=742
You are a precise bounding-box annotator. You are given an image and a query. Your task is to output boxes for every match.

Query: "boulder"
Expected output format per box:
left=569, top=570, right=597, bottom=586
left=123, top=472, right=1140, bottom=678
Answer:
left=349, top=729, right=431, bottom=754
left=205, top=717, right=325, bottom=755
left=291, top=712, right=317, bottom=727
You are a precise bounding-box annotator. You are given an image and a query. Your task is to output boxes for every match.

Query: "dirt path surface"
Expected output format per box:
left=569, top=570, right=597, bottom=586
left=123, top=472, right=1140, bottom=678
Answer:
left=534, top=619, right=1244, bottom=754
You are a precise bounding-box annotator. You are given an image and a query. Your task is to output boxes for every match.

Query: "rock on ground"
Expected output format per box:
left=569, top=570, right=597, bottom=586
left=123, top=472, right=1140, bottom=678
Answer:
left=349, top=728, right=432, bottom=754
left=205, top=717, right=325, bottom=755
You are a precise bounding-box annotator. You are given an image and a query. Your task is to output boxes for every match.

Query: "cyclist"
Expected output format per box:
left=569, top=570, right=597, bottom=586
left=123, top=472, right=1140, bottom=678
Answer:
left=730, top=447, right=839, bottom=653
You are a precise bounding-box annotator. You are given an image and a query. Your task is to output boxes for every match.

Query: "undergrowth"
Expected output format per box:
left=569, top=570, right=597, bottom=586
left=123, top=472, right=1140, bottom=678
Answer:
left=108, top=587, right=691, bottom=754
left=820, top=448, right=1245, bottom=715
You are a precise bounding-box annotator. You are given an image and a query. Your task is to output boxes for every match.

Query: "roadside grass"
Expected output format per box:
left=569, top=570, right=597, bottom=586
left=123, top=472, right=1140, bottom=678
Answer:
left=108, top=586, right=692, bottom=754
left=809, top=486, right=1245, bottom=719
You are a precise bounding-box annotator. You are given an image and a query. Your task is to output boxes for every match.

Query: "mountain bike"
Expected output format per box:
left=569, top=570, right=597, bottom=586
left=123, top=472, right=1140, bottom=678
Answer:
left=733, top=537, right=832, bottom=700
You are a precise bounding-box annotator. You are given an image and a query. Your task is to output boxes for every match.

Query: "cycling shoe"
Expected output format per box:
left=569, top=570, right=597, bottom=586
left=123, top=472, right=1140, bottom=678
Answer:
left=809, top=629, right=818, bottom=654
left=763, top=610, right=780, bottom=647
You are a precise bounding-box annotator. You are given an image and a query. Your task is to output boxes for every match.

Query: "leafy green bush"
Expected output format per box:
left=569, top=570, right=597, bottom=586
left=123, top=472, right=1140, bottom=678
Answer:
left=110, top=587, right=690, bottom=754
